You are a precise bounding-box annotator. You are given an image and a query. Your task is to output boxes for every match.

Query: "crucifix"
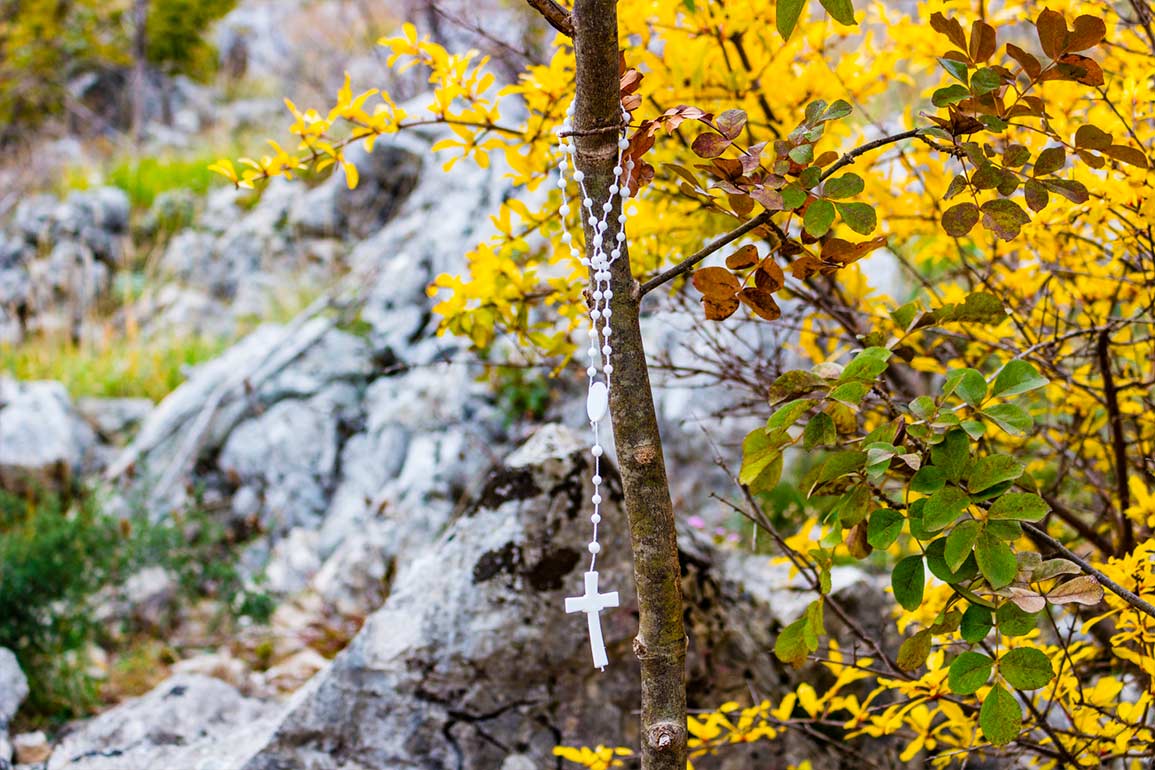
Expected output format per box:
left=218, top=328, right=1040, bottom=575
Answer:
left=565, top=570, right=619, bottom=670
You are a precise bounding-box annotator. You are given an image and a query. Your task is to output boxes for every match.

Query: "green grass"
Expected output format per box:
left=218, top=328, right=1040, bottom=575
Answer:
left=0, top=330, right=230, bottom=402
left=62, top=152, right=226, bottom=210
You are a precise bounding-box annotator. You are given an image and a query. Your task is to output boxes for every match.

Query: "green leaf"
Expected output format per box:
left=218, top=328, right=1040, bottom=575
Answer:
left=840, top=346, right=891, bottom=382
left=931, top=428, right=971, bottom=482
left=949, top=651, right=994, bottom=695
left=989, top=493, right=1050, bottom=522
left=961, top=604, right=994, bottom=643
left=740, top=428, right=783, bottom=487
left=942, top=202, right=979, bottom=236
left=969, top=455, right=1024, bottom=494
left=818, top=0, right=856, bottom=26
left=945, top=519, right=982, bottom=571
left=815, top=450, right=866, bottom=485
left=960, top=419, right=986, bottom=440
left=767, top=398, right=812, bottom=434
left=933, top=84, right=970, bottom=107
left=776, top=0, right=806, bottom=39
left=803, top=412, right=837, bottom=449
left=868, top=508, right=904, bottom=549
left=939, top=57, right=969, bottom=84
left=897, top=629, right=933, bottom=671
left=970, top=66, right=1002, bottom=94
left=774, top=616, right=812, bottom=665
left=789, top=143, right=815, bottom=165
left=924, top=486, right=971, bottom=532
left=829, top=380, right=869, bottom=405
left=980, top=684, right=1022, bottom=746
left=976, top=529, right=1018, bottom=589
left=835, top=201, right=877, bottom=235
left=992, top=360, right=1048, bottom=397
left=892, top=555, right=925, bottom=611
left=997, top=602, right=1040, bottom=636
left=781, top=185, right=808, bottom=209
left=837, top=484, right=873, bottom=527
left=803, top=199, right=837, bottom=237
left=1000, top=648, right=1054, bottom=690
left=820, top=99, right=853, bottom=122
left=926, top=537, right=979, bottom=583
left=944, top=368, right=988, bottom=406
left=824, top=173, right=864, bottom=199
left=982, top=403, right=1033, bottom=436
left=770, top=369, right=827, bottom=402
left=931, top=292, right=1007, bottom=325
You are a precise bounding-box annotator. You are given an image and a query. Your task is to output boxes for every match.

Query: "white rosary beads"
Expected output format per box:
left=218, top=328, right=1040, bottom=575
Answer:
left=558, top=99, right=634, bottom=671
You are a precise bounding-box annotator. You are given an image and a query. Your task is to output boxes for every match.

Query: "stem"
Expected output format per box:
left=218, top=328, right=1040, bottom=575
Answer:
left=571, top=2, right=687, bottom=768
left=1022, top=522, right=1155, bottom=620
left=524, top=0, right=573, bottom=36
left=1096, top=330, right=1136, bottom=554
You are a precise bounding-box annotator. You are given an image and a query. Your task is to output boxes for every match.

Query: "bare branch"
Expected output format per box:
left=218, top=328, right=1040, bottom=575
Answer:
left=524, top=0, right=573, bottom=36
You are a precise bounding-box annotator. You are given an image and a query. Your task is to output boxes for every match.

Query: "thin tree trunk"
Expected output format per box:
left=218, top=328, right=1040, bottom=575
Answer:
left=570, top=2, right=688, bottom=768
left=131, top=0, right=149, bottom=142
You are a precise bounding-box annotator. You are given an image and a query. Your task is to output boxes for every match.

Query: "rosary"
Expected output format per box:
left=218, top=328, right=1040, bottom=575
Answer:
left=558, top=99, right=633, bottom=671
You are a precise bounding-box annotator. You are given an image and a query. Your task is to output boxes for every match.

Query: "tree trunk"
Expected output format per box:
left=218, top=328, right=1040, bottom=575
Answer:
left=131, top=0, right=149, bottom=142
left=570, top=2, right=688, bottom=769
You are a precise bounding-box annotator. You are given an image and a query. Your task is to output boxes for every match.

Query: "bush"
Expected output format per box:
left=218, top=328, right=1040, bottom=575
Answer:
left=0, top=489, right=272, bottom=724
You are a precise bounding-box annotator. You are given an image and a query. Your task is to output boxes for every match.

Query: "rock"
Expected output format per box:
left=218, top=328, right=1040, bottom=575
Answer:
left=11, top=195, right=57, bottom=243
left=262, top=528, right=323, bottom=595
left=311, top=521, right=393, bottom=618
left=171, top=652, right=251, bottom=692
left=45, top=675, right=278, bottom=770
left=0, top=648, right=29, bottom=726
left=259, top=649, right=328, bottom=695
left=11, top=732, right=51, bottom=766
left=0, top=378, right=97, bottom=494
left=75, top=397, right=154, bottom=444
left=237, top=423, right=816, bottom=770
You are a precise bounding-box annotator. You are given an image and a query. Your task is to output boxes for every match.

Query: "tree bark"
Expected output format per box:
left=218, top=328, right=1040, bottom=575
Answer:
left=131, top=0, right=149, bottom=142
left=570, top=2, right=688, bottom=768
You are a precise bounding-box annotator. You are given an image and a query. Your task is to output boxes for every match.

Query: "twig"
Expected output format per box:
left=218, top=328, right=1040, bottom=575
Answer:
left=523, top=0, right=573, bottom=36
left=638, top=128, right=929, bottom=298
left=1096, top=330, right=1136, bottom=554
left=1023, top=522, right=1155, bottom=620
left=639, top=211, right=773, bottom=296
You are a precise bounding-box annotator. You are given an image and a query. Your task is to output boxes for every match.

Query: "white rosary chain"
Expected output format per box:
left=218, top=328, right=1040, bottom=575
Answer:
left=555, top=99, right=635, bottom=572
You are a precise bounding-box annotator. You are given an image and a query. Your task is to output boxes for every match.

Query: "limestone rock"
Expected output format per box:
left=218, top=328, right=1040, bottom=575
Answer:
left=11, top=731, right=51, bottom=766
left=0, top=378, right=97, bottom=494
left=45, top=675, right=278, bottom=770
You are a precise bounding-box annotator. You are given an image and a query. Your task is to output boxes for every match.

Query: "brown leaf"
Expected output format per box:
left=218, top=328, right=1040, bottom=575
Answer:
left=942, top=202, right=980, bottom=236
left=1067, top=14, right=1106, bottom=51
left=1004, top=586, right=1047, bottom=614
left=729, top=193, right=755, bottom=218
left=789, top=254, right=825, bottom=280
left=750, top=186, right=785, bottom=211
left=620, top=68, right=644, bottom=96
left=1055, top=53, right=1103, bottom=86
left=930, top=11, right=968, bottom=51
left=716, top=109, right=748, bottom=140
left=739, top=142, right=767, bottom=175
left=755, top=258, right=785, bottom=292
left=1074, top=124, right=1112, bottom=150
left=738, top=287, right=782, bottom=320
left=1046, top=575, right=1104, bottom=606
left=1103, top=144, right=1150, bottom=168
left=691, top=266, right=741, bottom=298
left=726, top=244, right=760, bottom=270
left=969, top=20, right=997, bottom=62
left=846, top=520, right=872, bottom=559
left=1035, top=8, right=1068, bottom=58
left=813, top=150, right=840, bottom=167
left=822, top=236, right=888, bottom=265
left=702, top=294, right=740, bottom=321
left=1006, top=43, right=1042, bottom=79
left=691, top=132, right=730, bottom=159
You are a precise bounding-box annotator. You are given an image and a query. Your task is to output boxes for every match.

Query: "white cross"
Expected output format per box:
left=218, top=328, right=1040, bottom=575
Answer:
left=565, top=570, right=619, bottom=670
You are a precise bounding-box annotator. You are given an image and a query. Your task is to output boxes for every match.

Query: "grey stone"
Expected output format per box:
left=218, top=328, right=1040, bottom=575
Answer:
left=0, top=378, right=97, bottom=493
left=11, top=195, right=57, bottom=244
left=74, top=397, right=154, bottom=444
left=0, top=648, right=29, bottom=727
left=45, top=675, right=279, bottom=770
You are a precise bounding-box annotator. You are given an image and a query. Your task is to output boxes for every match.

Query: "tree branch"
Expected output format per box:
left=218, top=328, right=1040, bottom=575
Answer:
left=638, top=128, right=929, bottom=298
left=524, top=0, right=573, bottom=36
left=1096, top=330, right=1136, bottom=554
left=1023, top=522, right=1155, bottom=620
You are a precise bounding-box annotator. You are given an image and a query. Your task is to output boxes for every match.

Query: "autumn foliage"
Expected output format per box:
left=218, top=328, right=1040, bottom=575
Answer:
left=220, top=0, right=1155, bottom=766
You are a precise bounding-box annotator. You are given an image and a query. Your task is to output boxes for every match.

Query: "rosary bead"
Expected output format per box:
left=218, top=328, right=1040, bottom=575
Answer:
left=580, top=256, right=590, bottom=266
left=588, top=346, right=598, bottom=358
left=618, top=138, right=630, bottom=150
left=592, top=494, right=602, bottom=505
left=602, top=327, right=612, bottom=337
left=618, top=213, right=627, bottom=224
left=604, top=364, right=614, bottom=374
left=592, top=474, right=603, bottom=485
left=590, top=513, right=602, bottom=524
left=602, top=201, right=613, bottom=213
left=560, top=203, right=570, bottom=215
left=588, top=542, right=601, bottom=554
left=588, top=215, right=598, bottom=226
left=561, top=232, right=572, bottom=244
left=586, top=366, right=597, bottom=377
left=597, top=220, right=608, bottom=232
left=557, top=177, right=567, bottom=189
left=592, top=235, right=602, bottom=247
left=602, top=308, right=613, bottom=319
left=573, top=170, right=584, bottom=182
left=591, top=445, right=604, bottom=457
left=588, top=328, right=597, bottom=338
left=626, top=159, right=635, bottom=169
left=604, top=289, right=613, bottom=300
left=591, top=309, right=601, bottom=320
left=609, top=184, right=619, bottom=195
left=593, top=290, right=603, bottom=300
left=610, top=249, right=620, bottom=259
left=613, top=165, right=622, bottom=176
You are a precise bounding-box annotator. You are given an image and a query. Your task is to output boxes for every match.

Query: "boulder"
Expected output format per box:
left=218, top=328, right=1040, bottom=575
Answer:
left=11, top=731, right=50, bottom=766
left=0, top=648, right=29, bottom=770
left=0, top=378, right=97, bottom=494
left=75, top=397, right=154, bottom=445
left=45, top=675, right=279, bottom=770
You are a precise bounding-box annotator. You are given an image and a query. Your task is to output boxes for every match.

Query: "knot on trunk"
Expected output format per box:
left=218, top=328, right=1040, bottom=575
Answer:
left=645, top=721, right=684, bottom=751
